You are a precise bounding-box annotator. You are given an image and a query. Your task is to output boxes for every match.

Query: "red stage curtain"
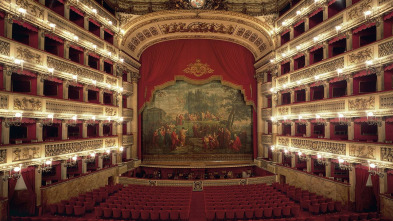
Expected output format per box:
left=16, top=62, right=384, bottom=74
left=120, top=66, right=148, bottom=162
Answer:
left=138, top=39, right=256, bottom=159
left=387, top=173, right=393, bottom=194
left=8, top=178, right=17, bottom=201
left=371, top=174, right=380, bottom=211
left=21, top=167, right=36, bottom=215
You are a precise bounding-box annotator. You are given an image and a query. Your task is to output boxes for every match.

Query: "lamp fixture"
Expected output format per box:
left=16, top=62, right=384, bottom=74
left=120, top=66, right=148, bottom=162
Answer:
left=5, top=113, right=23, bottom=127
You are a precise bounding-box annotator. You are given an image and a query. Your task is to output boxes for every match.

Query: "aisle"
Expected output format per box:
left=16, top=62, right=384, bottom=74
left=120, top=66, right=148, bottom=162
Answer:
left=189, top=191, right=206, bottom=221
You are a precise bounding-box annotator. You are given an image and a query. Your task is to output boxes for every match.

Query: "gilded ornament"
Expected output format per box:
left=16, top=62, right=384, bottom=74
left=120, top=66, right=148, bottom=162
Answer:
left=348, top=48, right=373, bottom=64
left=13, top=146, right=40, bottom=162
left=183, top=59, right=214, bottom=77
left=16, top=46, right=43, bottom=65
left=349, top=144, right=375, bottom=159
left=14, top=97, right=42, bottom=111
left=0, top=40, right=10, bottom=56
left=348, top=96, right=375, bottom=111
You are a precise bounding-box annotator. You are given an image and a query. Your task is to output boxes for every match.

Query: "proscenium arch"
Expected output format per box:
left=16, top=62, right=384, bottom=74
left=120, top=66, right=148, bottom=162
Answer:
left=120, top=10, right=275, bottom=61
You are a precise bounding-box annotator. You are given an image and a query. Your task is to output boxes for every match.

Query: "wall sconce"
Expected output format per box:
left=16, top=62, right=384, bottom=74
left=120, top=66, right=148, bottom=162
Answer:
left=39, top=159, right=53, bottom=173
left=5, top=113, right=23, bottom=127
left=66, top=115, right=77, bottom=127
left=298, top=152, right=307, bottom=161
left=86, top=116, right=97, bottom=126
left=39, top=114, right=54, bottom=127
left=49, top=23, right=56, bottom=32
left=65, top=155, right=78, bottom=167
left=338, top=113, right=350, bottom=126
left=317, top=154, right=328, bottom=165
left=85, top=153, right=96, bottom=163
left=338, top=158, right=352, bottom=171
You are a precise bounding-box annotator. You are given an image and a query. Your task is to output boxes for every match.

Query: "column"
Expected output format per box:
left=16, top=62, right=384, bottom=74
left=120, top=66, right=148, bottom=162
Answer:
left=39, top=0, right=45, bottom=5
left=325, top=121, right=330, bottom=139
left=5, top=14, right=13, bottom=39
left=111, top=153, right=117, bottom=165
left=35, top=167, right=42, bottom=207
left=97, top=154, right=103, bottom=169
left=290, top=89, right=295, bottom=103
left=346, top=31, right=353, bottom=52
left=82, top=121, right=87, bottom=138
left=277, top=65, right=282, bottom=77
left=60, top=161, right=67, bottom=180
left=0, top=173, right=8, bottom=198
left=376, top=17, right=384, bottom=41
left=306, top=156, right=312, bottom=173
left=289, top=58, right=294, bottom=72
left=278, top=123, right=283, bottom=135
left=278, top=152, right=283, bottom=164
left=378, top=120, right=385, bottom=143
left=277, top=93, right=282, bottom=105
left=346, top=77, right=353, bottom=96
left=99, top=121, right=103, bottom=136
left=99, top=57, right=104, bottom=72
left=83, top=50, right=89, bottom=66
left=291, top=122, right=295, bottom=136
left=83, top=85, right=88, bottom=102
left=348, top=119, right=354, bottom=141
left=323, top=81, right=329, bottom=99
left=377, top=67, right=384, bottom=92
left=305, top=86, right=310, bottom=101
left=62, top=121, right=68, bottom=140
left=4, top=66, right=12, bottom=92
left=289, top=27, right=294, bottom=40
left=322, top=5, right=328, bottom=21
left=323, top=41, right=329, bottom=60
left=99, top=89, right=104, bottom=104
left=345, top=0, right=352, bottom=7
left=64, top=41, right=70, bottom=60
left=112, top=123, right=117, bottom=136
left=126, top=145, right=131, bottom=160
left=277, top=35, right=282, bottom=47
left=36, top=123, right=43, bottom=142
left=304, top=17, right=310, bottom=32
left=81, top=159, right=87, bottom=174
left=325, top=159, right=332, bottom=177
left=306, top=121, right=311, bottom=137
left=130, top=73, right=139, bottom=159
left=38, top=29, right=45, bottom=51
left=2, top=121, right=9, bottom=145
left=304, top=50, right=310, bottom=66
left=63, top=82, right=69, bottom=99
left=380, top=169, right=388, bottom=194
left=64, top=2, right=70, bottom=20
left=37, top=75, right=44, bottom=96
left=84, top=16, right=90, bottom=31
left=256, top=74, right=264, bottom=160
left=291, top=153, right=296, bottom=168
left=100, top=26, right=105, bottom=39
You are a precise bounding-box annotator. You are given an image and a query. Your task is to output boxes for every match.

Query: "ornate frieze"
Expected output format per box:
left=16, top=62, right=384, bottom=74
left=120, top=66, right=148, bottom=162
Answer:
left=291, top=138, right=346, bottom=155
left=0, top=149, right=6, bottom=164
left=261, top=108, right=271, bottom=118
left=291, top=100, right=345, bottom=115
left=47, top=57, right=104, bottom=82
left=380, top=93, right=393, bottom=109
left=105, top=77, right=117, bottom=86
left=290, top=57, right=344, bottom=83
left=261, top=135, right=272, bottom=144
left=348, top=96, right=375, bottom=111
left=278, top=107, right=289, bottom=116
left=123, top=135, right=133, bottom=145
left=105, top=139, right=116, bottom=147
left=105, top=107, right=117, bottom=116
left=381, top=146, right=393, bottom=162
left=346, top=0, right=372, bottom=21
left=45, top=139, right=104, bottom=157
left=161, top=22, right=235, bottom=35
left=0, top=40, right=10, bottom=56
left=378, top=39, right=393, bottom=57
left=46, top=101, right=103, bottom=115
left=278, top=137, right=289, bottom=146
left=183, top=59, right=214, bottom=77
left=16, top=46, right=43, bottom=65
left=16, top=0, right=44, bottom=20
left=14, top=97, right=42, bottom=111
left=349, top=144, right=375, bottom=159
left=347, top=47, right=373, bottom=64
left=13, top=146, right=41, bottom=162
left=277, top=76, right=288, bottom=87
left=0, top=95, right=8, bottom=109
left=79, top=0, right=117, bottom=26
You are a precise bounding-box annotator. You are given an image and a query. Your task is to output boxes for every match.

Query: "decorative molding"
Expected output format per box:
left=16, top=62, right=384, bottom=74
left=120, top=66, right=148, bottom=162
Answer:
left=0, top=40, right=10, bottom=56
left=13, top=146, right=41, bottom=162
left=123, top=135, right=133, bottom=145
left=46, top=101, right=103, bottom=115
left=105, top=76, right=117, bottom=86
left=278, top=107, right=289, bottom=116
left=47, top=57, right=105, bottom=82
left=291, top=138, right=346, bottom=155
left=378, top=39, right=393, bottom=57
left=381, top=146, right=393, bottom=162
left=348, top=96, right=375, bottom=111
left=45, top=139, right=104, bottom=157
left=105, top=139, right=116, bottom=147
left=183, top=59, right=214, bottom=77
left=0, top=95, right=9, bottom=109
left=261, top=135, right=272, bottom=144
left=13, top=97, right=42, bottom=111
left=16, top=46, right=43, bottom=65
left=347, top=47, right=373, bottom=64
left=15, top=0, right=44, bottom=20
left=346, top=0, right=372, bottom=21
left=0, top=150, right=6, bottom=164
left=105, top=107, right=117, bottom=116
left=277, top=137, right=289, bottom=146
left=193, top=180, right=203, bottom=191
left=349, top=144, right=375, bottom=160
left=160, top=22, right=235, bottom=35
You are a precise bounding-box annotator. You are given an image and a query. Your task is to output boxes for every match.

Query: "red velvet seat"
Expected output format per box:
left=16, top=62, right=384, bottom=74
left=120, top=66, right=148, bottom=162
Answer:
left=320, top=203, right=328, bottom=213
left=264, top=207, right=273, bottom=218
left=349, top=214, right=359, bottom=221
left=327, top=201, right=335, bottom=212
left=309, top=204, right=319, bottom=215
left=206, top=210, right=215, bottom=221
left=282, top=206, right=291, bottom=217
left=179, top=210, right=189, bottom=221
left=359, top=213, right=368, bottom=220
left=94, top=207, right=103, bottom=218
left=160, top=210, right=170, bottom=220
left=141, top=210, right=150, bottom=220
left=112, top=208, right=122, bottom=219
left=216, top=210, right=225, bottom=220
left=103, top=207, right=112, bottom=218
left=300, top=200, right=311, bottom=210
left=49, top=204, right=57, bottom=215
left=65, top=205, right=73, bottom=216
left=335, top=201, right=342, bottom=212
left=74, top=205, right=85, bottom=216
left=235, top=209, right=244, bottom=219
left=225, top=209, right=235, bottom=219
left=327, top=215, right=340, bottom=221
left=150, top=210, right=160, bottom=221
left=121, top=209, right=131, bottom=219
left=340, top=214, right=349, bottom=221
left=273, top=207, right=282, bottom=217
left=245, top=209, right=254, bottom=219
left=254, top=208, right=263, bottom=219
left=170, top=210, right=180, bottom=220
left=291, top=206, right=300, bottom=217
left=132, top=206, right=141, bottom=217
left=84, top=201, right=94, bottom=212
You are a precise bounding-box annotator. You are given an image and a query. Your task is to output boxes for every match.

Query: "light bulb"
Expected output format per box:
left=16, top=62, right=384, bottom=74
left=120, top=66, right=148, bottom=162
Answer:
left=335, top=26, right=342, bottom=31
left=370, top=163, right=376, bottom=168
left=296, top=10, right=301, bottom=15
left=73, top=36, right=79, bottom=41
left=366, top=60, right=373, bottom=66
left=14, top=167, right=21, bottom=172
left=284, top=149, right=288, bottom=153
left=119, top=117, right=124, bottom=121
left=48, top=68, right=54, bottom=73
left=92, top=44, right=97, bottom=49
left=48, top=114, right=54, bottom=119
left=15, top=113, right=22, bottom=118
left=338, top=158, right=344, bottom=163
left=119, top=146, right=124, bottom=151
left=92, top=80, right=97, bottom=85
left=72, top=115, right=77, bottom=120
left=299, top=115, right=302, bottom=119
left=92, top=116, right=96, bottom=120
left=90, top=153, right=96, bottom=157
left=18, top=8, right=26, bottom=14
left=271, top=117, right=276, bottom=121
left=297, top=81, right=301, bottom=85
left=338, top=113, right=344, bottom=118
left=72, top=75, right=77, bottom=80
left=296, top=46, right=301, bottom=50
left=313, top=36, right=319, bottom=42
left=106, top=149, right=110, bottom=154
left=316, top=114, right=320, bottom=119
left=298, top=152, right=302, bottom=156
left=270, top=88, right=274, bottom=92
left=120, top=58, right=124, bottom=63
left=284, top=116, right=288, bottom=120
left=49, top=23, right=56, bottom=28
left=317, top=154, right=321, bottom=159
left=108, top=21, right=112, bottom=25
left=72, top=156, right=77, bottom=161
left=45, top=160, right=52, bottom=165
left=364, top=11, right=372, bottom=16
left=367, top=112, right=374, bottom=117
left=92, top=8, right=97, bottom=13
left=14, top=59, right=24, bottom=65
left=337, top=68, right=343, bottom=74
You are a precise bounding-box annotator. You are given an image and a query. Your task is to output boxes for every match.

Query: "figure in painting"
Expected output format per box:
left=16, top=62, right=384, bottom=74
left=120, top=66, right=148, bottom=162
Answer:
left=179, top=127, right=188, bottom=146
left=171, top=128, right=179, bottom=150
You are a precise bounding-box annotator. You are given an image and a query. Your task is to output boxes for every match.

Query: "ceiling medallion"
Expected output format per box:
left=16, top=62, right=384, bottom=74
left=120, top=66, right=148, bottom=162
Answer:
left=190, top=0, right=206, bottom=8
left=183, top=59, right=214, bottom=77
left=170, top=0, right=227, bottom=10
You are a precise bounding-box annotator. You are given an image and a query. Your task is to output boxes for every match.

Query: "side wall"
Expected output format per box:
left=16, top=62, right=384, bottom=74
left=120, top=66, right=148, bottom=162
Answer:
left=276, top=166, right=350, bottom=204
left=380, top=195, right=393, bottom=221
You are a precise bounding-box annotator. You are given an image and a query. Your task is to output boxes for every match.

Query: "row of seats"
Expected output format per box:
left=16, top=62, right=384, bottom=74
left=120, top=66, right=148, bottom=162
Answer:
left=94, top=207, right=189, bottom=220
left=325, top=212, right=380, bottom=221
left=206, top=206, right=301, bottom=220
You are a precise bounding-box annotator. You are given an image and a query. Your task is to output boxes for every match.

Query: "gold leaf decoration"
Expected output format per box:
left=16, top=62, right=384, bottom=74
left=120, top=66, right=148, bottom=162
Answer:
left=183, top=59, right=214, bottom=77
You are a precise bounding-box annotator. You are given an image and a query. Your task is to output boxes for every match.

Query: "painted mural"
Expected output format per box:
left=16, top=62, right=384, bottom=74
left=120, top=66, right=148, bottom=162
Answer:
left=142, top=81, right=252, bottom=158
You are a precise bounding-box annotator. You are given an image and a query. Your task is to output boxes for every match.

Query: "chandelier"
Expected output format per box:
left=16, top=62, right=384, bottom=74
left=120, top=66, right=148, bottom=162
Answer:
left=86, top=116, right=97, bottom=126
left=85, top=153, right=96, bottom=163
left=39, top=114, right=54, bottom=127
left=338, top=159, right=352, bottom=171
left=66, top=115, right=78, bottom=127
left=298, top=152, right=307, bottom=161
left=316, top=154, right=328, bottom=166
left=39, top=160, right=53, bottom=173
left=2, top=166, right=22, bottom=181
left=5, top=113, right=23, bottom=127
left=64, top=156, right=78, bottom=168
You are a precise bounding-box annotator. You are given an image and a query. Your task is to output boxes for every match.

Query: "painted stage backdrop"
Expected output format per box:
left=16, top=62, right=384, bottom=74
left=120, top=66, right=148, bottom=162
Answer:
left=142, top=81, right=253, bottom=161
